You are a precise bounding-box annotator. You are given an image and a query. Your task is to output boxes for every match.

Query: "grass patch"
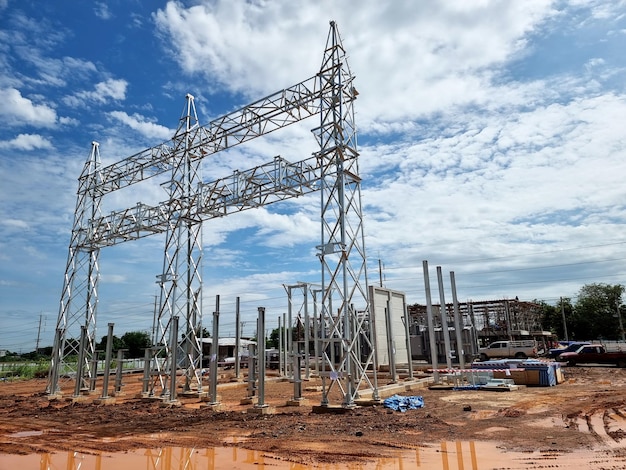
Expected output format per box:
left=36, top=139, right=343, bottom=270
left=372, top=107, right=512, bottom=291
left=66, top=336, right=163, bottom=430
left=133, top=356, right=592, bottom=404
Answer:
left=0, top=362, right=49, bottom=380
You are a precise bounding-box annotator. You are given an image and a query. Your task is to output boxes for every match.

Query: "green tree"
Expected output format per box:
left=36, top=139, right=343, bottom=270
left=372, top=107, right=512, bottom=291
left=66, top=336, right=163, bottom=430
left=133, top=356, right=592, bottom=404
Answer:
left=95, top=334, right=124, bottom=353
left=121, top=331, right=152, bottom=358
left=571, top=283, right=625, bottom=341
left=268, top=327, right=283, bottom=349
left=539, top=298, right=573, bottom=340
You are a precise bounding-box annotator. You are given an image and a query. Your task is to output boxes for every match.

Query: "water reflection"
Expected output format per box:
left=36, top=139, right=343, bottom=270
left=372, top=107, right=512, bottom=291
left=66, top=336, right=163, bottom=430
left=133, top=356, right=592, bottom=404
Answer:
left=439, top=440, right=478, bottom=470
left=0, top=440, right=621, bottom=469
left=0, top=443, right=480, bottom=470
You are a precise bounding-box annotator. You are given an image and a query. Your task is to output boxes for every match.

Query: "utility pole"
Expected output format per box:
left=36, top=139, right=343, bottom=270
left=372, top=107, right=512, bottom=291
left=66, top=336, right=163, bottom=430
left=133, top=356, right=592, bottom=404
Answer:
left=35, top=314, right=43, bottom=354
left=617, top=300, right=625, bottom=342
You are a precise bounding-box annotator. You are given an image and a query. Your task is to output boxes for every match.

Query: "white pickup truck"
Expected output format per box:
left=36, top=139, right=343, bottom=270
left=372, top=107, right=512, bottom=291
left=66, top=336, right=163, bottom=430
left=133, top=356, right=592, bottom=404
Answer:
left=477, top=340, right=538, bottom=361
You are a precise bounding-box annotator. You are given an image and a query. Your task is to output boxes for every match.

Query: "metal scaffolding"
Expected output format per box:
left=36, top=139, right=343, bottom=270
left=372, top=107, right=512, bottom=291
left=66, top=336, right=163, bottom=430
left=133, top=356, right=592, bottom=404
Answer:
left=46, top=21, right=376, bottom=405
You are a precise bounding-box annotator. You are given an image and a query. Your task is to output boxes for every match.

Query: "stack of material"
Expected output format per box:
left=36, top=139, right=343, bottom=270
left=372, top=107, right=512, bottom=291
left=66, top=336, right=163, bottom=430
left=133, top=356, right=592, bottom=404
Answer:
left=481, top=378, right=518, bottom=391
left=518, top=361, right=563, bottom=386
left=473, top=359, right=564, bottom=386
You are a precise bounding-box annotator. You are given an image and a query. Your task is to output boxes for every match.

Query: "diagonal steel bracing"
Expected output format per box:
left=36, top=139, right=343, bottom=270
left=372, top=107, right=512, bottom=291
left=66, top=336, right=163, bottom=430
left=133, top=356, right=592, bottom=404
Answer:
left=314, top=22, right=377, bottom=406
left=47, top=143, right=103, bottom=394
left=149, top=95, right=205, bottom=397
left=47, top=21, right=377, bottom=406
left=79, top=77, right=324, bottom=197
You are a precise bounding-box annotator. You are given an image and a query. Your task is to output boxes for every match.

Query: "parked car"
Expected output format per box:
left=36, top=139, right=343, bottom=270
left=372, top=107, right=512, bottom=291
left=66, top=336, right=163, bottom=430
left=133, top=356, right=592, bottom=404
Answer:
left=548, top=341, right=591, bottom=360
left=477, top=340, right=538, bottom=361
left=558, top=344, right=626, bottom=367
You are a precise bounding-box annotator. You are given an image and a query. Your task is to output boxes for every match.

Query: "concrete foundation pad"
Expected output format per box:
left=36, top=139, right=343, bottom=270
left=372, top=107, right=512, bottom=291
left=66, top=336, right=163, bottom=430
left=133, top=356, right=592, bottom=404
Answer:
left=68, top=395, right=90, bottom=404
left=304, top=386, right=323, bottom=392
left=428, top=384, right=455, bottom=390
left=200, top=394, right=221, bottom=403
left=240, top=397, right=257, bottom=405
left=481, top=385, right=519, bottom=392
left=138, top=393, right=164, bottom=400
left=93, top=397, right=116, bottom=405
left=354, top=399, right=383, bottom=407
left=47, top=393, right=63, bottom=401
left=311, top=405, right=355, bottom=414
left=356, top=377, right=433, bottom=400
left=182, top=390, right=209, bottom=399
left=286, top=398, right=310, bottom=407
left=111, top=391, right=126, bottom=397
left=200, top=402, right=223, bottom=411
left=160, top=400, right=182, bottom=408
left=248, top=405, right=275, bottom=415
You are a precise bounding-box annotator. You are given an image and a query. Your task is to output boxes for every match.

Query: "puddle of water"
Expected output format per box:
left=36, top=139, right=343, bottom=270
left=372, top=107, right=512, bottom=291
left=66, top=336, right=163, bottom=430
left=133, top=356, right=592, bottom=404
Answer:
left=0, top=441, right=624, bottom=469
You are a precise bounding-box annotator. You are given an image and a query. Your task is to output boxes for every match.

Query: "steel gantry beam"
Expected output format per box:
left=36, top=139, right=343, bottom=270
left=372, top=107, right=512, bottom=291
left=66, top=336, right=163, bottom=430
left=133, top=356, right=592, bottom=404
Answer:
left=47, top=21, right=377, bottom=406
left=78, top=76, right=324, bottom=197
left=82, top=155, right=322, bottom=248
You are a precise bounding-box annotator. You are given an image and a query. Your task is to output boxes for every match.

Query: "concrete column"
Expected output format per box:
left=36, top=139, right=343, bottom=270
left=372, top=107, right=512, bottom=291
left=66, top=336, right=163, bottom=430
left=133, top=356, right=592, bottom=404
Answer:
left=256, top=307, right=267, bottom=408
left=450, top=271, right=465, bottom=369
left=169, top=316, right=179, bottom=402
left=423, top=261, right=439, bottom=383
left=101, top=323, right=114, bottom=398
left=437, top=266, right=453, bottom=369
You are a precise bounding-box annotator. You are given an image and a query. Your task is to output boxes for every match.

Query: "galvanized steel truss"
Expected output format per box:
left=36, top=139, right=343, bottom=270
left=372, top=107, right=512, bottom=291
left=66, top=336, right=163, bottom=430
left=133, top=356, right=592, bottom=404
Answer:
left=47, top=22, right=375, bottom=406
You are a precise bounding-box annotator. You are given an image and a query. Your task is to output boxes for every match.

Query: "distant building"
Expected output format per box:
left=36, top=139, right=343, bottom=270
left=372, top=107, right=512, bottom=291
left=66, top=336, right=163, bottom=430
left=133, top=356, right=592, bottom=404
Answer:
left=200, top=337, right=256, bottom=361
left=407, top=298, right=552, bottom=361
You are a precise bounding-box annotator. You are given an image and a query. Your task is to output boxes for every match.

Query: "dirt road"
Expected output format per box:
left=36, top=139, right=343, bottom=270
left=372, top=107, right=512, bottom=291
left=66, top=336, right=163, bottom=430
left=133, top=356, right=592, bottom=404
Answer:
left=1, top=366, right=625, bottom=466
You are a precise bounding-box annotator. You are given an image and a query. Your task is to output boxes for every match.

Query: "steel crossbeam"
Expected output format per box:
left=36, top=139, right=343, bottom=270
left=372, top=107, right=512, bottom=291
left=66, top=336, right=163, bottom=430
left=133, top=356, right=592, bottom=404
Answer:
left=79, top=77, right=323, bottom=196
left=82, top=156, right=321, bottom=248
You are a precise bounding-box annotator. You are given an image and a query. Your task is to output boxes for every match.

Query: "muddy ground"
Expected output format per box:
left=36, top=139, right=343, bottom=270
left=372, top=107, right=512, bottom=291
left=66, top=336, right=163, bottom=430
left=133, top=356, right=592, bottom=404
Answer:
left=1, top=365, right=626, bottom=465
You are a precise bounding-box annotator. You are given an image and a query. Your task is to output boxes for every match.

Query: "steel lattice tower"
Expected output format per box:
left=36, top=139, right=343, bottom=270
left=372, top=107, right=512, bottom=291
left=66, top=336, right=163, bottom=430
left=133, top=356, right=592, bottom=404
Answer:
left=46, top=22, right=378, bottom=405
left=47, top=142, right=103, bottom=393
left=150, top=95, right=205, bottom=398
left=315, top=22, right=377, bottom=406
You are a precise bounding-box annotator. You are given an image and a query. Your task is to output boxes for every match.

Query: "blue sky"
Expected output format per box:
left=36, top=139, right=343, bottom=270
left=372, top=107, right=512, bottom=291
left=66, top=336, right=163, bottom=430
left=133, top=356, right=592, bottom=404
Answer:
left=1, top=0, right=626, bottom=352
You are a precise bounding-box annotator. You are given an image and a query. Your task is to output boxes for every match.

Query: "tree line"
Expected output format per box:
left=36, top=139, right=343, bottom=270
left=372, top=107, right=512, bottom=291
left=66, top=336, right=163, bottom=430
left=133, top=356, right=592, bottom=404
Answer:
left=540, top=283, right=625, bottom=341
left=4, top=282, right=624, bottom=361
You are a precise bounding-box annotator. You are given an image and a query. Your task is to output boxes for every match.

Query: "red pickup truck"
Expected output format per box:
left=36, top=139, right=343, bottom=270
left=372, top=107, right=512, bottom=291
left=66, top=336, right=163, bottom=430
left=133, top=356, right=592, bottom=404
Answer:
left=558, top=344, right=626, bottom=367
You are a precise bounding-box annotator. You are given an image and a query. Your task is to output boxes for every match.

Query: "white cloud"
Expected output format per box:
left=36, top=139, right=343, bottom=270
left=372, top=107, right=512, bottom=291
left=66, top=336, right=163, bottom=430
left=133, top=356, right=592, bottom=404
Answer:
left=0, top=87, right=57, bottom=127
left=108, top=111, right=173, bottom=140
left=4, top=219, right=30, bottom=231
left=358, top=90, right=626, bottom=288
left=102, top=274, right=127, bottom=284
left=17, top=53, right=98, bottom=88
left=94, top=2, right=112, bottom=20
left=154, top=0, right=558, bottom=126
left=64, top=78, right=128, bottom=106
left=0, top=133, right=53, bottom=150
left=94, top=79, right=127, bottom=100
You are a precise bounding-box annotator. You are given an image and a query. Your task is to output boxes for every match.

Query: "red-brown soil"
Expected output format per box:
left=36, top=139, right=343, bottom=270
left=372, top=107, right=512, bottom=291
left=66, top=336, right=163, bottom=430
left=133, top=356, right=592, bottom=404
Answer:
left=1, top=366, right=626, bottom=465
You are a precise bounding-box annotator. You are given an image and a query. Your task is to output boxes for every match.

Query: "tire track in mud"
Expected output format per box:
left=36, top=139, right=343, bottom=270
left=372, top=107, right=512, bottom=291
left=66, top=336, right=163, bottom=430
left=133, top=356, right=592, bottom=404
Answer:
left=565, top=406, right=626, bottom=447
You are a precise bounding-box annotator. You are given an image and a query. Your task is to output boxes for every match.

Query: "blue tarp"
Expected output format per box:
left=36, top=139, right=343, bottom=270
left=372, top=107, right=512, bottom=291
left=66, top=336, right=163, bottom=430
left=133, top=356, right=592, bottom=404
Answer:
left=383, top=395, right=425, bottom=412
